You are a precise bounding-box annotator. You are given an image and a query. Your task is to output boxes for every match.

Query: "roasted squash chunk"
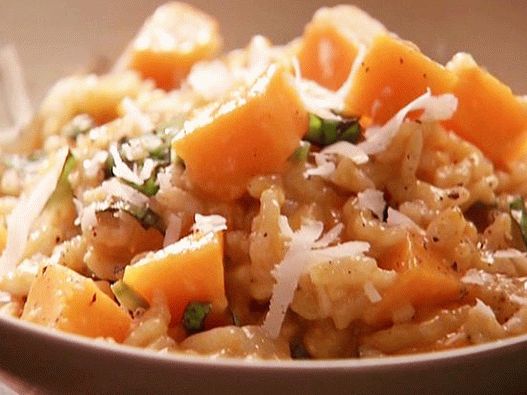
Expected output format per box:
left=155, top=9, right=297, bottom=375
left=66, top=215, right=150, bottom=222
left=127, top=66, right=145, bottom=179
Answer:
left=21, top=265, right=131, bottom=342
left=127, top=2, right=221, bottom=90
left=366, top=233, right=462, bottom=326
left=298, top=5, right=386, bottom=91
left=172, top=64, right=308, bottom=200
left=123, top=232, right=227, bottom=325
left=345, top=34, right=456, bottom=124
left=444, top=54, right=527, bottom=167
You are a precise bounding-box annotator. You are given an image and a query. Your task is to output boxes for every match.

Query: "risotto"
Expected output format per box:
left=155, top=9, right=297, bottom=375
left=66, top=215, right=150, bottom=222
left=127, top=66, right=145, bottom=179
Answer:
left=1, top=2, right=527, bottom=360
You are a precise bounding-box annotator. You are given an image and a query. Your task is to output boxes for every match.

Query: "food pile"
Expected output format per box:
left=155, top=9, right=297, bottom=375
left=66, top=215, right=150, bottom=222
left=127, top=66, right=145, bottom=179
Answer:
left=1, top=2, right=527, bottom=359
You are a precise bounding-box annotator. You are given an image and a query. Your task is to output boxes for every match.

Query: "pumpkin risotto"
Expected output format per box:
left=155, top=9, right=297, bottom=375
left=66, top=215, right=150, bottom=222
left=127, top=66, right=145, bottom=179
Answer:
left=1, top=3, right=527, bottom=360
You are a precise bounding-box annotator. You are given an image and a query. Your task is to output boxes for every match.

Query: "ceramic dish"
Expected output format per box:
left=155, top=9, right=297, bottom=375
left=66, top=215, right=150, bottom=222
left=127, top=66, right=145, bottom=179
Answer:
left=1, top=1, right=527, bottom=394
left=0, top=313, right=526, bottom=394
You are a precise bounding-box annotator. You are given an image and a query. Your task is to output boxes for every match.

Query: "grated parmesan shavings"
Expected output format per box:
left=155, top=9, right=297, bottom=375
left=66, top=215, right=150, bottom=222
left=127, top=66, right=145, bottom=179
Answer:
left=313, top=223, right=344, bottom=248
left=304, top=152, right=336, bottom=178
left=191, top=214, right=227, bottom=234
left=100, top=178, right=150, bottom=207
left=110, top=145, right=155, bottom=186
left=0, top=147, right=69, bottom=275
left=386, top=207, right=425, bottom=234
left=263, top=217, right=370, bottom=338
left=358, top=90, right=458, bottom=155
left=356, top=189, right=386, bottom=220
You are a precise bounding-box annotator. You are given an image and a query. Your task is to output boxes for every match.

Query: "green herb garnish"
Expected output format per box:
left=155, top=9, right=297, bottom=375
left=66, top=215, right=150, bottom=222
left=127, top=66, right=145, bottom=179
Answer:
left=111, top=280, right=150, bottom=312
left=289, top=141, right=311, bottom=163
left=182, top=301, right=212, bottom=334
left=132, top=175, right=159, bottom=197
left=305, top=113, right=361, bottom=146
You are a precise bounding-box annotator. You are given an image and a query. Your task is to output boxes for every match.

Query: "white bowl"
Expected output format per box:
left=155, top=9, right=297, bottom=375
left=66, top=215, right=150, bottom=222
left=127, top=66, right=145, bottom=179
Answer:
left=1, top=1, right=527, bottom=393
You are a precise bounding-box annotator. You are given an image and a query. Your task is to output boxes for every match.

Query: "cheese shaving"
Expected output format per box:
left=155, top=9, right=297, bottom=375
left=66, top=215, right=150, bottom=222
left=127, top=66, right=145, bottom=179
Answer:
left=83, top=150, right=108, bottom=179
left=263, top=217, right=370, bottom=338
left=321, top=141, right=369, bottom=165
left=100, top=178, right=150, bottom=207
left=313, top=223, right=344, bottom=248
left=192, top=214, right=227, bottom=234
left=358, top=90, right=458, bottom=155
left=304, top=153, right=336, bottom=178
left=0, top=147, right=69, bottom=275
left=110, top=145, right=155, bottom=186
left=292, top=43, right=366, bottom=121
left=386, top=207, right=424, bottom=234
left=356, top=189, right=386, bottom=219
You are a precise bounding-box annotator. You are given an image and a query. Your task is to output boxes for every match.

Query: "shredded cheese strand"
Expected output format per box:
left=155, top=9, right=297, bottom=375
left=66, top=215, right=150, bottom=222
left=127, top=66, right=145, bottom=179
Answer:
left=0, top=147, right=69, bottom=275
left=263, top=217, right=370, bottom=338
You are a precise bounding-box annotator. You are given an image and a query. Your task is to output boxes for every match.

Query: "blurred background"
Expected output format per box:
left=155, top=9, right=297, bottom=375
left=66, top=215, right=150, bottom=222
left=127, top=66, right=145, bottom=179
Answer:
left=1, top=0, right=526, bottom=104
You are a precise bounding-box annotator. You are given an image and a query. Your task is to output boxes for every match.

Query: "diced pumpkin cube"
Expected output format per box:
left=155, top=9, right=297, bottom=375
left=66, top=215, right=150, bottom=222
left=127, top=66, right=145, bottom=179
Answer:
left=344, top=34, right=456, bottom=124
left=172, top=64, right=308, bottom=200
left=366, top=233, right=462, bottom=325
left=298, top=5, right=386, bottom=91
left=127, top=2, right=222, bottom=90
left=123, top=232, right=227, bottom=325
left=444, top=54, right=527, bottom=167
left=21, top=265, right=131, bottom=342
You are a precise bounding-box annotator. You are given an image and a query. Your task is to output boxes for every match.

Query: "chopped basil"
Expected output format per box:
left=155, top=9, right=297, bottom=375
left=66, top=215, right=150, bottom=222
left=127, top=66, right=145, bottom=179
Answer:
left=289, top=141, right=311, bottom=163
left=47, top=151, right=76, bottom=208
left=183, top=301, right=212, bottom=334
left=111, top=280, right=149, bottom=312
left=133, top=175, right=159, bottom=197
left=510, top=197, right=527, bottom=251
left=148, top=141, right=171, bottom=162
left=94, top=199, right=165, bottom=233
left=305, top=113, right=361, bottom=146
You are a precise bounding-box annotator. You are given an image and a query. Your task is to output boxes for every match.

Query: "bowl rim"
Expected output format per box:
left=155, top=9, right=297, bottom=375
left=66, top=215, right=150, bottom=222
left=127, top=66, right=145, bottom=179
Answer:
left=2, top=311, right=527, bottom=370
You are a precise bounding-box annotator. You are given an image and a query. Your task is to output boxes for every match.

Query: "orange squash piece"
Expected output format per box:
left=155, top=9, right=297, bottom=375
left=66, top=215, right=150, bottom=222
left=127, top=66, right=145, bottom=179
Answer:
left=172, top=64, right=308, bottom=201
left=123, top=232, right=227, bottom=325
left=21, top=265, right=131, bottom=342
left=128, top=2, right=221, bottom=90
left=444, top=54, right=527, bottom=167
left=345, top=34, right=456, bottom=124
left=298, top=5, right=386, bottom=91
left=366, top=233, right=462, bottom=326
